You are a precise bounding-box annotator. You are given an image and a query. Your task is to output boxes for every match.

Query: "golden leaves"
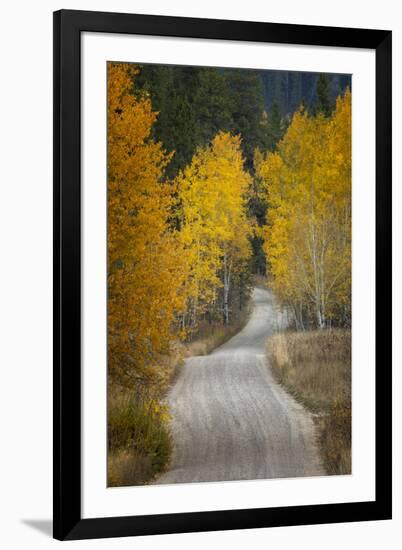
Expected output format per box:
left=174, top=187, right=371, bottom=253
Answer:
left=177, top=132, right=252, bottom=327
left=257, top=92, right=352, bottom=327
left=107, top=63, right=189, bottom=384
left=108, top=63, right=255, bottom=382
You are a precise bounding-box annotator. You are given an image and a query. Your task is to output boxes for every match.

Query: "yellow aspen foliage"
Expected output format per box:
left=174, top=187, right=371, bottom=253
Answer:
left=177, top=132, right=252, bottom=327
left=257, top=91, right=351, bottom=328
left=107, top=63, right=189, bottom=385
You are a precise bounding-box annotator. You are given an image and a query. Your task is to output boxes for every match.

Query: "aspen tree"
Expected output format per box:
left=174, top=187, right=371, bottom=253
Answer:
left=108, top=63, right=189, bottom=384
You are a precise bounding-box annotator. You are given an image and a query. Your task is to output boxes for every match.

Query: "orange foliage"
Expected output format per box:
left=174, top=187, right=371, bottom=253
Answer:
left=107, top=63, right=189, bottom=385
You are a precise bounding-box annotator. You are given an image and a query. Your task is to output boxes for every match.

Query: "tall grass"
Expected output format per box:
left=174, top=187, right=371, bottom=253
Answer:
left=184, top=305, right=251, bottom=357
left=108, top=387, right=172, bottom=487
left=267, top=329, right=351, bottom=475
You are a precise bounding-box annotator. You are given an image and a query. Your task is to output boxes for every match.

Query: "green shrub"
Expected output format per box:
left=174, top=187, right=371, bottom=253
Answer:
left=108, top=390, right=172, bottom=486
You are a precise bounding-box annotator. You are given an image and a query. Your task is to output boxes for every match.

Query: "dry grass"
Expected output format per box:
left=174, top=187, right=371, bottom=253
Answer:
left=267, top=329, right=351, bottom=475
left=107, top=387, right=172, bottom=487
left=108, top=448, right=157, bottom=487
left=184, top=306, right=251, bottom=357
left=253, top=274, right=269, bottom=289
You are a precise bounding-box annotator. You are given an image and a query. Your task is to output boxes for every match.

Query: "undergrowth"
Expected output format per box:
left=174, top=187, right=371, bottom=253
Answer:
left=267, top=329, right=351, bottom=475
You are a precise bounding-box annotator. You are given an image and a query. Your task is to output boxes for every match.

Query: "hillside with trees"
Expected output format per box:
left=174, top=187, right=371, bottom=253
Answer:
left=107, top=62, right=352, bottom=485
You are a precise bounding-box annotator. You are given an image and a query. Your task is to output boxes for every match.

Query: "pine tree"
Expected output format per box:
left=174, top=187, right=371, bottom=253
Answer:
left=192, top=68, right=233, bottom=145
left=316, top=73, right=332, bottom=117
left=223, top=69, right=268, bottom=167
left=267, top=102, right=284, bottom=149
left=290, top=72, right=303, bottom=112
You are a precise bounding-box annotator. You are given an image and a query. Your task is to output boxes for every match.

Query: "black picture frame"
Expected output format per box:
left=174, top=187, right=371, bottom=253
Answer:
left=53, top=9, right=392, bottom=541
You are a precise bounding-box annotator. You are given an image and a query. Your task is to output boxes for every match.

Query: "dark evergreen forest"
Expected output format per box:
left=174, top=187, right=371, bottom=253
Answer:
left=133, top=65, right=351, bottom=274
left=134, top=65, right=351, bottom=176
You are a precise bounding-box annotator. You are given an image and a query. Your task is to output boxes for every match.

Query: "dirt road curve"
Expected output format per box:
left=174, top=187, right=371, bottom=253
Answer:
left=157, top=287, right=324, bottom=484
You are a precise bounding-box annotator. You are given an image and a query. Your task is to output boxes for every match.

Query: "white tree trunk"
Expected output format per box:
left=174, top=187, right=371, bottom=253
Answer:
left=223, top=252, right=231, bottom=325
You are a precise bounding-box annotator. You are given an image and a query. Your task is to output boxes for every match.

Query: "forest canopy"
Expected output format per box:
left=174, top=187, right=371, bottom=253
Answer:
left=107, top=61, right=351, bottom=388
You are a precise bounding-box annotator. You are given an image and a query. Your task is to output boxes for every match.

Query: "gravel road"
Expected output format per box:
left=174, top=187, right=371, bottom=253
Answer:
left=157, top=287, right=324, bottom=484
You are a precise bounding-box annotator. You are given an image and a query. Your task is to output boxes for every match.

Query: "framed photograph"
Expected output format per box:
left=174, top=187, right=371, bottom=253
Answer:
left=53, top=9, right=392, bottom=540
